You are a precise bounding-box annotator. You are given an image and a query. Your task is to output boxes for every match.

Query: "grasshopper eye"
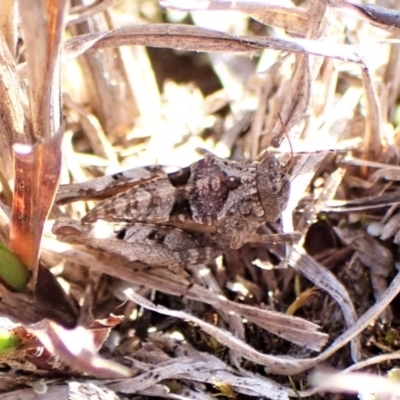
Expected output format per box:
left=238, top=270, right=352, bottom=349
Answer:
left=260, top=171, right=287, bottom=196
left=266, top=178, right=284, bottom=195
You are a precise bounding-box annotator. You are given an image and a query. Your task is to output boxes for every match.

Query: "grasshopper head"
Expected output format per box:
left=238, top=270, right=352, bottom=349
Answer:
left=255, top=155, right=290, bottom=221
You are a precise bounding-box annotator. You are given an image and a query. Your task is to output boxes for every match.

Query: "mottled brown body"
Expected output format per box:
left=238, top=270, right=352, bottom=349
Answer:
left=53, top=153, right=292, bottom=267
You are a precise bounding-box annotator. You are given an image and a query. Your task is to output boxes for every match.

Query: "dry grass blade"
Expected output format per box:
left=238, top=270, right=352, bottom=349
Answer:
left=289, top=247, right=361, bottom=361
left=8, top=0, right=67, bottom=283
left=68, top=0, right=122, bottom=25
left=122, top=288, right=316, bottom=375
left=325, top=0, right=400, bottom=34
left=107, top=350, right=289, bottom=398
left=47, top=227, right=328, bottom=351
left=10, top=134, right=63, bottom=279
left=19, top=0, right=67, bottom=140
left=0, top=0, right=17, bottom=53
left=67, top=9, right=141, bottom=139
left=267, top=0, right=329, bottom=146
left=162, top=0, right=309, bottom=36
left=361, top=66, right=382, bottom=161
left=0, top=32, right=26, bottom=181
left=64, top=24, right=365, bottom=63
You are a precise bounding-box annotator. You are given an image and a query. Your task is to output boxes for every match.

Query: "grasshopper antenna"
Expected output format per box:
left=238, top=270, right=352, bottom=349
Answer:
left=277, top=112, right=295, bottom=168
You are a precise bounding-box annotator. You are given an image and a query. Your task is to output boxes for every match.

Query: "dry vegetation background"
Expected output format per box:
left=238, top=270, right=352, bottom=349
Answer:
left=1, top=0, right=400, bottom=399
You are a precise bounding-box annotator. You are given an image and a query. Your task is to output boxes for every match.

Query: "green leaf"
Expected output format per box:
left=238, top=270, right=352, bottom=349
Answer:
left=0, top=242, right=31, bottom=292
left=0, top=328, right=20, bottom=354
